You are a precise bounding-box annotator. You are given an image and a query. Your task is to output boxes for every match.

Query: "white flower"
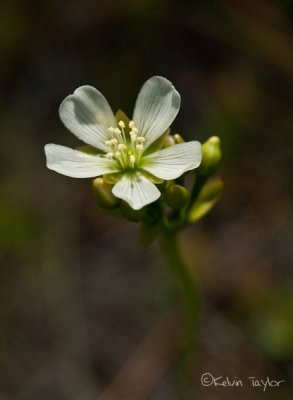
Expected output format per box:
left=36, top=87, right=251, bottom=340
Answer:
left=45, top=76, right=202, bottom=210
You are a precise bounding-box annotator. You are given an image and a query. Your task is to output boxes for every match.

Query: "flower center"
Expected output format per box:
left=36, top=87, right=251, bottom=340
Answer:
left=104, top=120, right=145, bottom=170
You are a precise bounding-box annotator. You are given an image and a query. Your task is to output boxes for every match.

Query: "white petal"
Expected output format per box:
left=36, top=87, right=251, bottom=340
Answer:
left=45, top=144, right=119, bottom=178
left=142, top=141, right=202, bottom=180
left=59, top=85, right=116, bottom=152
left=133, top=76, right=181, bottom=150
left=112, top=173, right=161, bottom=210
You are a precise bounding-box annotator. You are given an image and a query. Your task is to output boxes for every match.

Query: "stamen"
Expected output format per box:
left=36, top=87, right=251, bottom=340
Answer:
left=118, top=144, right=126, bottom=151
left=130, top=132, right=137, bottom=142
left=107, top=122, right=142, bottom=169
left=118, top=120, right=125, bottom=128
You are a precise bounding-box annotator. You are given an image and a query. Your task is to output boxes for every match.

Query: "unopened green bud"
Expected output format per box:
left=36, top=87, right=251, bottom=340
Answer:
left=189, top=178, right=223, bottom=223
left=198, top=136, right=222, bottom=176
left=174, top=134, right=185, bottom=143
left=161, top=134, right=175, bottom=148
left=161, top=133, right=185, bottom=148
left=92, top=177, right=120, bottom=209
left=164, top=184, right=190, bottom=209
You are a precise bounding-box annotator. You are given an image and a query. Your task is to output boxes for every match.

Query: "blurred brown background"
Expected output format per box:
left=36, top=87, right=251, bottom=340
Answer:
left=0, top=0, right=292, bottom=399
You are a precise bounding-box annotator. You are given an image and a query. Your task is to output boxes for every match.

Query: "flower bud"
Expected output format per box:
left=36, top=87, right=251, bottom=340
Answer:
left=198, top=136, right=222, bottom=176
left=164, top=184, right=190, bottom=209
left=92, top=177, right=120, bottom=209
left=189, top=178, right=223, bottom=222
left=173, top=134, right=185, bottom=143
left=161, top=134, right=175, bottom=148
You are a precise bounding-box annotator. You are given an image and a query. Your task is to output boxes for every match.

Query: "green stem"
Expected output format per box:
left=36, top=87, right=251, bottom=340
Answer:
left=160, top=226, right=201, bottom=372
left=189, top=174, right=208, bottom=206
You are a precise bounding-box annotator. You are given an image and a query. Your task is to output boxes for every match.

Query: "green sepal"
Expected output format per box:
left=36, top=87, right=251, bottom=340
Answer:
left=189, top=178, right=224, bottom=223
left=103, top=173, right=122, bottom=184
left=115, top=109, right=130, bottom=126
left=143, top=128, right=170, bottom=155
left=76, top=145, right=102, bottom=155
left=140, top=170, right=164, bottom=185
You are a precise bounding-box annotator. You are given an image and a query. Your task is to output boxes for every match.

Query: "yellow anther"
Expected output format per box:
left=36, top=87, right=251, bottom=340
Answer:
left=107, top=127, right=115, bottom=133
left=115, top=151, right=121, bottom=158
left=136, top=144, right=143, bottom=151
left=106, top=152, right=114, bottom=159
left=137, top=136, right=145, bottom=143
left=114, top=128, right=121, bottom=135
left=118, top=144, right=126, bottom=151
left=111, top=138, right=118, bottom=145
left=118, top=120, right=125, bottom=128
left=129, top=120, right=135, bottom=128
left=131, top=127, right=138, bottom=134
left=105, top=140, right=112, bottom=147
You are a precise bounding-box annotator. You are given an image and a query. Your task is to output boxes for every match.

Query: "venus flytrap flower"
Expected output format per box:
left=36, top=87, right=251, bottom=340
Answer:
left=45, top=76, right=202, bottom=210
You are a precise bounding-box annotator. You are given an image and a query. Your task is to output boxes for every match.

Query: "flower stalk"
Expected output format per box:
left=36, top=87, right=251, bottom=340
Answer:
left=160, top=224, right=201, bottom=371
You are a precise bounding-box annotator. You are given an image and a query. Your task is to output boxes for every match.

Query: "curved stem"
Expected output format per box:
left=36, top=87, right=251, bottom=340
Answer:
left=189, top=174, right=208, bottom=207
left=160, top=226, right=201, bottom=373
